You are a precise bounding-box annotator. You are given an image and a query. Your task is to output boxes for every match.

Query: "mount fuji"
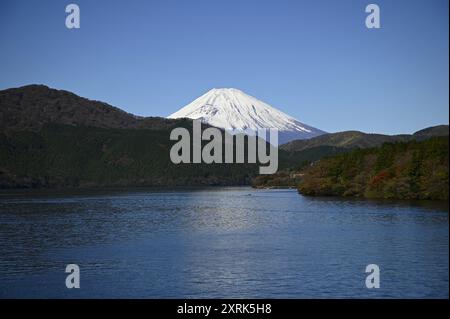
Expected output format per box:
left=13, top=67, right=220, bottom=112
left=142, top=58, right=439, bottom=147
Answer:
left=168, top=88, right=326, bottom=145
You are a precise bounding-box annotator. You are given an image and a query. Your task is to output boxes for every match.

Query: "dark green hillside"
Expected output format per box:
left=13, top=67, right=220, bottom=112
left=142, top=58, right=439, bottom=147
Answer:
left=252, top=146, right=349, bottom=188
left=298, top=137, right=449, bottom=200
left=0, top=124, right=259, bottom=188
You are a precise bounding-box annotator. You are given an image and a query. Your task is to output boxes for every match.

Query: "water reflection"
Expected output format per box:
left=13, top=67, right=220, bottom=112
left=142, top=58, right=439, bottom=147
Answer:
left=0, top=187, right=448, bottom=298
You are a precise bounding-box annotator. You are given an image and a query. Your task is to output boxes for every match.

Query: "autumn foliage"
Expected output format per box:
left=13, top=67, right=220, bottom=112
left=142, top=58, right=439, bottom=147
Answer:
left=298, top=137, right=449, bottom=200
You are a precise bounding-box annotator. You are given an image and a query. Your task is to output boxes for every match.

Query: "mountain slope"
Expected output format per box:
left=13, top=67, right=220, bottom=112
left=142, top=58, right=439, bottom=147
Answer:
left=168, top=88, right=326, bottom=144
left=0, top=84, right=180, bottom=132
left=413, top=125, right=449, bottom=137
left=280, top=126, right=449, bottom=152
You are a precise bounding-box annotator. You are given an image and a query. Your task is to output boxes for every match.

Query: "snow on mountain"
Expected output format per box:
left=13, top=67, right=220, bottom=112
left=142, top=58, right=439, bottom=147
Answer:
left=168, top=88, right=326, bottom=144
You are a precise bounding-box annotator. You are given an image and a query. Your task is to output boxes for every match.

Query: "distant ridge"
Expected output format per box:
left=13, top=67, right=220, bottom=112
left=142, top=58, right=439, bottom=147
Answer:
left=280, top=126, right=449, bottom=152
left=413, top=125, right=449, bottom=137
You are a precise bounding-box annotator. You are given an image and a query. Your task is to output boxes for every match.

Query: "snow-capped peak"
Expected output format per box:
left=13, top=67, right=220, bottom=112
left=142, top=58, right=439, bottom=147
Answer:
left=168, top=88, right=325, bottom=144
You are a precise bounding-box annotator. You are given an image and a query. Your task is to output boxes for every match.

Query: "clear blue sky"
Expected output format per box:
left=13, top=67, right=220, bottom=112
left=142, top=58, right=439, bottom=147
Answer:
left=0, top=0, right=448, bottom=134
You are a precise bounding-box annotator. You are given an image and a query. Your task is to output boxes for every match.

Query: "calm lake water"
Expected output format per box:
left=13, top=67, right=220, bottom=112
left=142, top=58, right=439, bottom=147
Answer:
left=0, top=187, right=448, bottom=298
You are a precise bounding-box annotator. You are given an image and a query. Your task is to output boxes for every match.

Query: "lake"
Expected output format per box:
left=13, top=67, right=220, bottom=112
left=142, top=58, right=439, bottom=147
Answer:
left=0, top=187, right=448, bottom=298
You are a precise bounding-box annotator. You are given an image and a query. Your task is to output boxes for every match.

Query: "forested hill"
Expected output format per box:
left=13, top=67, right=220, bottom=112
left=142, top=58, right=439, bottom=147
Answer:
left=0, top=123, right=264, bottom=188
left=0, top=84, right=180, bottom=131
left=0, top=85, right=261, bottom=188
left=298, top=136, right=449, bottom=200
